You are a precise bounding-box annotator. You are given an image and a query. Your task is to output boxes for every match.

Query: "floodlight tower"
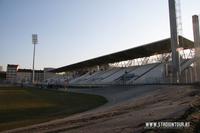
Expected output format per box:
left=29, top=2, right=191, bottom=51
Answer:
left=168, top=0, right=181, bottom=83
left=193, top=15, right=200, bottom=81
left=32, top=34, right=38, bottom=84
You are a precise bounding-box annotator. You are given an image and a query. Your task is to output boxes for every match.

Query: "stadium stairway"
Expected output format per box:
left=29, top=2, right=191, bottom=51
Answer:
left=90, top=68, right=120, bottom=83
left=86, top=68, right=117, bottom=83
left=134, top=63, right=161, bottom=81
left=69, top=72, right=89, bottom=84
left=180, top=57, right=199, bottom=72
left=101, top=68, right=126, bottom=83
left=127, top=63, right=162, bottom=84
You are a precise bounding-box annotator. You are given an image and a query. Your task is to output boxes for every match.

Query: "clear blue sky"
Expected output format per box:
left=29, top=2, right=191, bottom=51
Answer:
left=0, top=0, right=200, bottom=71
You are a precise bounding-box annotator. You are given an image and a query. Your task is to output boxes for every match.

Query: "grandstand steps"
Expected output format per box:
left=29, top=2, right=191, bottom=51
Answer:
left=84, top=71, right=104, bottom=82
left=52, top=58, right=199, bottom=86
left=87, top=68, right=116, bottom=83
left=127, top=63, right=163, bottom=84
left=113, top=66, right=139, bottom=84
left=134, top=63, right=161, bottom=81
left=101, top=68, right=126, bottom=83
left=180, top=57, right=199, bottom=72
left=90, top=68, right=120, bottom=83
left=83, top=68, right=115, bottom=84
left=69, top=72, right=90, bottom=84
left=100, top=68, right=121, bottom=81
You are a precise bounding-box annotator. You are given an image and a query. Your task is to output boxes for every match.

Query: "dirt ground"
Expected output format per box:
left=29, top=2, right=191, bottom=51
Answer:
left=3, top=85, right=200, bottom=133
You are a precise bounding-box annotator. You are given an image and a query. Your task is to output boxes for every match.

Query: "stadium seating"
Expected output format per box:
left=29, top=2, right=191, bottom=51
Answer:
left=44, top=57, right=198, bottom=86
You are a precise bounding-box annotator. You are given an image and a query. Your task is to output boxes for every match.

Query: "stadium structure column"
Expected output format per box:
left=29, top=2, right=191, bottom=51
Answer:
left=168, top=0, right=181, bottom=83
left=193, top=15, right=200, bottom=82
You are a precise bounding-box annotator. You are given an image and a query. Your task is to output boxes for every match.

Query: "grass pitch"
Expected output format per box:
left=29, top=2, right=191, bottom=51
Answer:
left=0, top=87, right=107, bottom=131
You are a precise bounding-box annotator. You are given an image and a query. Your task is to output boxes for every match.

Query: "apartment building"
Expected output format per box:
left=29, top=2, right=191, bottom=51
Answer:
left=6, top=64, right=18, bottom=82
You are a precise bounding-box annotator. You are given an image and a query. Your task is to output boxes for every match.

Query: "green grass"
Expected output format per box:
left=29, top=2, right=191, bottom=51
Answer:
left=0, top=87, right=107, bottom=131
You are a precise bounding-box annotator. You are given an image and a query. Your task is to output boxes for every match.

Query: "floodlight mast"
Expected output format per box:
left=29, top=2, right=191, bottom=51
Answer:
left=32, top=34, right=38, bottom=84
left=193, top=15, right=200, bottom=81
left=168, top=0, right=181, bottom=83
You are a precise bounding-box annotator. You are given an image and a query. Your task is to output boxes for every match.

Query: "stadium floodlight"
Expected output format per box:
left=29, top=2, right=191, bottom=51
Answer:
left=168, top=0, right=180, bottom=83
left=32, top=34, right=38, bottom=84
left=32, top=34, right=38, bottom=44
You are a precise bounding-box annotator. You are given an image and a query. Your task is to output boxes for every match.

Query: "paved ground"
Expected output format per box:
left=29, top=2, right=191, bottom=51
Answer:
left=4, top=85, right=200, bottom=133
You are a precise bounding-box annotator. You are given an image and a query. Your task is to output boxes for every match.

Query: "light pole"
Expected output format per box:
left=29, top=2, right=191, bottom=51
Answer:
left=32, top=34, right=38, bottom=84
left=168, top=0, right=180, bottom=83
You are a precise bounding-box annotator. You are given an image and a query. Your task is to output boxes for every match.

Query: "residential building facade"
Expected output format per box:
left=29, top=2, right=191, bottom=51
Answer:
left=6, top=64, right=44, bottom=83
left=17, top=69, right=44, bottom=83
left=6, top=64, right=18, bottom=82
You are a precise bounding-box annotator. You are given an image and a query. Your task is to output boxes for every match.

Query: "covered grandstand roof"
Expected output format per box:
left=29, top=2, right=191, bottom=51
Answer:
left=51, top=36, right=194, bottom=73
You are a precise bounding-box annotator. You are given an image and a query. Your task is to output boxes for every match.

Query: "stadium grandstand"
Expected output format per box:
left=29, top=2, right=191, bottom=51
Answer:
left=44, top=35, right=199, bottom=87
left=43, top=1, right=200, bottom=88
